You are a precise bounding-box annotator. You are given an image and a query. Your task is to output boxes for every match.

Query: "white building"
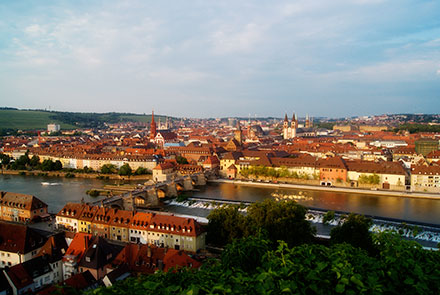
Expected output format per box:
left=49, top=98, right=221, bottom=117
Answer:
left=47, top=123, right=60, bottom=133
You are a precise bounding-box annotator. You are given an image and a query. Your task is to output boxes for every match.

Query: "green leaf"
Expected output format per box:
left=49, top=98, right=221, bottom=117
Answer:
left=404, top=278, right=414, bottom=285
left=335, top=283, right=345, bottom=293
left=142, top=281, right=160, bottom=290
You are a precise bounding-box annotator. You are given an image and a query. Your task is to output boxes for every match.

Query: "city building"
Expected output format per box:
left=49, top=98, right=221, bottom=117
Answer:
left=47, top=123, right=60, bottom=134
left=411, top=165, right=440, bottom=193
left=0, top=222, right=47, bottom=267
left=415, top=139, right=439, bottom=156
left=55, top=203, right=84, bottom=232
left=283, top=113, right=297, bottom=139
left=153, top=162, right=176, bottom=182
left=4, top=255, right=55, bottom=295
left=0, top=191, right=48, bottom=223
left=62, top=233, right=92, bottom=280
left=77, top=236, right=123, bottom=280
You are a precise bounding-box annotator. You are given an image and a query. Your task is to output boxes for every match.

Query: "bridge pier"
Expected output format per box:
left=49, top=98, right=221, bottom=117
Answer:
left=166, top=183, right=178, bottom=197
left=183, top=176, right=194, bottom=191
left=196, top=173, right=206, bottom=186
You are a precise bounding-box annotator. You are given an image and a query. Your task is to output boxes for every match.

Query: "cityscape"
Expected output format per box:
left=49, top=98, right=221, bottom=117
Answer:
left=1, top=0, right=440, bottom=294
left=1, top=109, right=440, bottom=294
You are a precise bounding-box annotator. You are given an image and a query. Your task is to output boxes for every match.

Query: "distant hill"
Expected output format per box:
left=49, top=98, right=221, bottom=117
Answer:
left=0, top=109, right=169, bottom=131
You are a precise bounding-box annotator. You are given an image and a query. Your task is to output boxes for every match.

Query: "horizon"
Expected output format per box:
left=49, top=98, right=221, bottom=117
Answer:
left=1, top=106, right=439, bottom=121
left=0, top=1, right=439, bottom=117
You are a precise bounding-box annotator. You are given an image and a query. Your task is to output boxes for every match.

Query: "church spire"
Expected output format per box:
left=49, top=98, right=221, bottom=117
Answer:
left=150, top=110, right=157, bottom=140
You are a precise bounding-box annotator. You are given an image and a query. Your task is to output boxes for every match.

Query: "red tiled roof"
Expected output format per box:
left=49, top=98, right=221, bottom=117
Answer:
left=0, top=222, right=47, bottom=254
left=0, top=191, right=47, bottom=211
left=149, top=214, right=204, bottom=237
left=63, top=233, right=92, bottom=262
left=153, top=162, right=175, bottom=170
left=411, top=165, right=440, bottom=175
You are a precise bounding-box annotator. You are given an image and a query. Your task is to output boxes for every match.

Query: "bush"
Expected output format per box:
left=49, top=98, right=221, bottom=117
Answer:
left=86, top=232, right=440, bottom=295
left=330, top=214, right=375, bottom=253
left=87, top=189, right=100, bottom=197
left=65, top=172, right=75, bottom=178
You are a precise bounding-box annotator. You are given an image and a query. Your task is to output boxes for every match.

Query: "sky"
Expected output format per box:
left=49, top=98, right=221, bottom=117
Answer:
left=0, top=0, right=439, bottom=118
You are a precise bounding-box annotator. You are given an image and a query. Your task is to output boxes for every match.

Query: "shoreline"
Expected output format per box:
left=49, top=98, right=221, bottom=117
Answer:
left=0, top=169, right=152, bottom=181
left=209, top=179, right=440, bottom=200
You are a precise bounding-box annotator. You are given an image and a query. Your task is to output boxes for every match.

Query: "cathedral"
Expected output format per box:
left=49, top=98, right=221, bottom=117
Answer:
left=283, top=113, right=297, bottom=139
left=283, top=113, right=314, bottom=139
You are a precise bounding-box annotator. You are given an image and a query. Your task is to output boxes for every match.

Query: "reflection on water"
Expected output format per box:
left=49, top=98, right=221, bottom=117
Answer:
left=191, top=183, right=440, bottom=225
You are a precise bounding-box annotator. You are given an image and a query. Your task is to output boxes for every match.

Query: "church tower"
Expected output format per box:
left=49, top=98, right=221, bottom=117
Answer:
left=283, top=114, right=289, bottom=139
left=291, top=113, right=297, bottom=138
left=150, top=110, right=157, bottom=140
left=305, top=114, right=310, bottom=128
left=234, top=121, right=243, bottom=145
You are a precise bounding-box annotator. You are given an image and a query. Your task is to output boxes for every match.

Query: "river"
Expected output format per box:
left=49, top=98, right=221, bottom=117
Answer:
left=1, top=174, right=439, bottom=225
left=0, top=174, right=144, bottom=213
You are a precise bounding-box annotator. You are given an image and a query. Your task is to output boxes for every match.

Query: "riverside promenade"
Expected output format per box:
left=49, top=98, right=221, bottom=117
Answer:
left=209, top=179, right=440, bottom=200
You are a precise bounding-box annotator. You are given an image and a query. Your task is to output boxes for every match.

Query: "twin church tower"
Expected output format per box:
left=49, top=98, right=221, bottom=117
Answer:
left=283, top=113, right=312, bottom=139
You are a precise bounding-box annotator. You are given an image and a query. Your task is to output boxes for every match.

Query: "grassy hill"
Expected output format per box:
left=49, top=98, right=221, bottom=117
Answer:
left=0, top=109, right=171, bottom=131
left=0, top=109, right=76, bottom=130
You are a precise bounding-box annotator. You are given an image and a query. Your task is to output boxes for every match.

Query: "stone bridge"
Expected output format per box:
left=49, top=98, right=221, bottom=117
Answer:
left=93, top=171, right=210, bottom=211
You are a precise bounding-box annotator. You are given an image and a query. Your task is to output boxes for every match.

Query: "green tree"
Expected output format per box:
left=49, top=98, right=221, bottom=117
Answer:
left=207, top=205, right=247, bottom=247
left=221, top=234, right=270, bottom=272
left=176, top=155, right=189, bottom=164
left=134, top=167, right=151, bottom=175
left=29, top=155, right=40, bottom=169
left=41, top=159, right=55, bottom=171
left=0, top=153, right=11, bottom=168
left=118, top=163, right=132, bottom=176
left=53, top=160, right=63, bottom=170
left=330, top=213, right=375, bottom=253
left=100, top=164, right=117, bottom=174
left=246, top=199, right=316, bottom=247
left=11, top=154, right=30, bottom=170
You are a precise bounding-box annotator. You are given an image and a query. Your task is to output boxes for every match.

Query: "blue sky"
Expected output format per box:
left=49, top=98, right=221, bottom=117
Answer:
left=0, top=0, right=439, bottom=118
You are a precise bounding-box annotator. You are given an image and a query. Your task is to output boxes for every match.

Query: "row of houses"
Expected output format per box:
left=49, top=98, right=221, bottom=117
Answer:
left=219, top=152, right=409, bottom=190
left=55, top=203, right=206, bottom=253
left=28, top=152, right=161, bottom=171
left=220, top=151, right=440, bottom=192
left=0, top=222, right=201, bottom=295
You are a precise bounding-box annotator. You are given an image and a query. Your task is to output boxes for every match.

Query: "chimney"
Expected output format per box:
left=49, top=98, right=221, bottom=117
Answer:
left=84, top=235, right=89, bottom=249
left=164, top=246, right=168, bottom=254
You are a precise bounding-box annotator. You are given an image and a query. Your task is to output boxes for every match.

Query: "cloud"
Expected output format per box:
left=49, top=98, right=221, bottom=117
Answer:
left=211, top=23, right=264, bottom=54
left=24, top=24, right=45, bottom=35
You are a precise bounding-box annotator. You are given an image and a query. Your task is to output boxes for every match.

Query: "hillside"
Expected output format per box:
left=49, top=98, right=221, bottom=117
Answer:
left=0, top=109, right=76, bottom=130
left=0, top=109, right=169, bottom=131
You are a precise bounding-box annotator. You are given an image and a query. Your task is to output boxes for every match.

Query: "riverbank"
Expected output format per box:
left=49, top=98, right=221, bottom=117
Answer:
left=0, top=169, right=152, bottom=181
left=209, top=179, right=440, bottom=200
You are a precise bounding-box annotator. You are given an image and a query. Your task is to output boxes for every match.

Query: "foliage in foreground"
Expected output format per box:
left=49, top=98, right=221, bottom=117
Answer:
left=207, top=199, right=316, bottom=248
left=87, top=233, right=440, bottom=295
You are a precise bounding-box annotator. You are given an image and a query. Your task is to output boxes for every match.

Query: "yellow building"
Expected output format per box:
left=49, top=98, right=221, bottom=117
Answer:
left=78, top=205, right=99, bottom=233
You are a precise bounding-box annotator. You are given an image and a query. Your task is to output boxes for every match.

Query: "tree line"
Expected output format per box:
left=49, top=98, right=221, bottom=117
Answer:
left=240, top=166, right=319, bottom=180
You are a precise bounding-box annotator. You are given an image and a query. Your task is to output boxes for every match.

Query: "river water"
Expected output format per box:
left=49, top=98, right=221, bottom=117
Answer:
left=189, top=182, right=440, bottom=225
left=1, top=174, right=439, bottom=225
